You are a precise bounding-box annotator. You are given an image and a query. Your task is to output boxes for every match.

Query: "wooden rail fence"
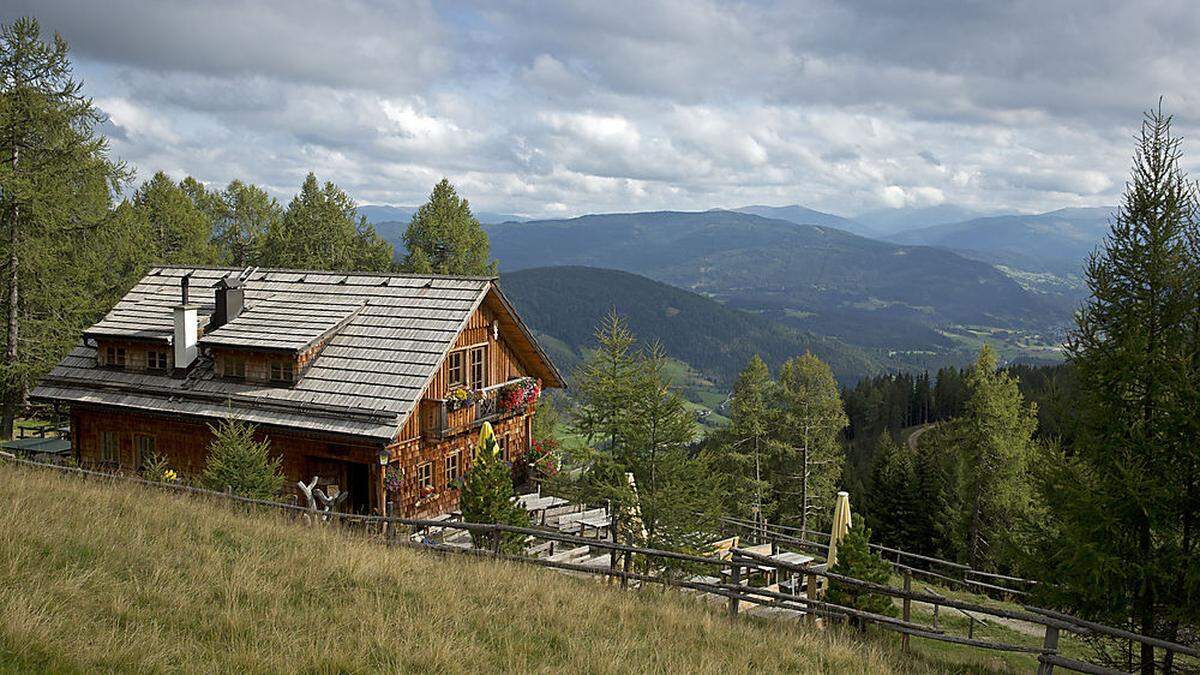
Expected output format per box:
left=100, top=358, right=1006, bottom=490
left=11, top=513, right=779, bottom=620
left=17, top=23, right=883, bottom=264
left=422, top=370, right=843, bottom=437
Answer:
left=4, top=455, right=1196, bottom=675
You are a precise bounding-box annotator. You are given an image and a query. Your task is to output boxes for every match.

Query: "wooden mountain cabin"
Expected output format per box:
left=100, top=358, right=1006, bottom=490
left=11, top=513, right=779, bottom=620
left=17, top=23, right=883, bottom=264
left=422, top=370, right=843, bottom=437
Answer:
left=31, top=266, right=564, bottom=517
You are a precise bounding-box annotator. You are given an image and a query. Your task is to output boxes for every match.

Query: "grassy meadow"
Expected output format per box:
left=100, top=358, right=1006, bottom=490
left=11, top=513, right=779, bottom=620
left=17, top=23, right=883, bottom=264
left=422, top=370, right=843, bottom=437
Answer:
left=0, top=462, right=1025, bottom=673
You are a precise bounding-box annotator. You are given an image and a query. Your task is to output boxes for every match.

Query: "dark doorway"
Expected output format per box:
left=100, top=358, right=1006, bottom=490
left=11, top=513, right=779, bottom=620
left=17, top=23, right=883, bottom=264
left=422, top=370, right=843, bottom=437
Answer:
left=345, top=462, right=371, bottom=514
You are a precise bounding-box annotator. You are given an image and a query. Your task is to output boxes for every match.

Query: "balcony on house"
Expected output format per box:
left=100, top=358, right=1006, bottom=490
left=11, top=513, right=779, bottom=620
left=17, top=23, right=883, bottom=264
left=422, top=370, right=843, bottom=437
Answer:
left=422, top=377, right=539, bottom=440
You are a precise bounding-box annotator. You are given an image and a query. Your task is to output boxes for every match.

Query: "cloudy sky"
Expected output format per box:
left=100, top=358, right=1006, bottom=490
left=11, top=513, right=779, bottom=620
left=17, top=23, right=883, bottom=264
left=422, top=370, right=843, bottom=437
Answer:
left=4, top=1, right=1199, bottom=218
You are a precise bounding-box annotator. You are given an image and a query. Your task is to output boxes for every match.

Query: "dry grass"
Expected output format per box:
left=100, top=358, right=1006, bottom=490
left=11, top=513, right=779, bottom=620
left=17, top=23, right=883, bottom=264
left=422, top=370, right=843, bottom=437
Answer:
left=0, top=463, right=1004, bottom=673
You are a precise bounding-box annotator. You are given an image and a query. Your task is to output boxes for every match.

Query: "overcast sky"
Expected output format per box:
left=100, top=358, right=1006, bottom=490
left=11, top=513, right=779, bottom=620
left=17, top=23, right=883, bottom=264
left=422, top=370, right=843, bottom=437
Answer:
left=4, top=1, right=1199, bottom=218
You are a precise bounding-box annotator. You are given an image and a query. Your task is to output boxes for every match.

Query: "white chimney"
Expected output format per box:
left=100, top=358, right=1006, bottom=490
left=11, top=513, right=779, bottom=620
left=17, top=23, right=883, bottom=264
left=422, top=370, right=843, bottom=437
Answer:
left=173, top=274, right=198, bottom=375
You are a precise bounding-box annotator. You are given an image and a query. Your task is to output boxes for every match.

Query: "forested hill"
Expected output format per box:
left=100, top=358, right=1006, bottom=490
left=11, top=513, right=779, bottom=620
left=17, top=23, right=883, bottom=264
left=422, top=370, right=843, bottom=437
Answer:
left=498, top=266, right=886, bottom=385
left=484, top=211, right=1063, bottom=357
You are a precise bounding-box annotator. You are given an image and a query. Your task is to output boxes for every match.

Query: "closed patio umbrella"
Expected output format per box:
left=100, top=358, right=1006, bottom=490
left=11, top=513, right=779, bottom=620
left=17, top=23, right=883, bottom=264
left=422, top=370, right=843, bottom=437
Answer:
left=826, top=491, right=853, bottom=568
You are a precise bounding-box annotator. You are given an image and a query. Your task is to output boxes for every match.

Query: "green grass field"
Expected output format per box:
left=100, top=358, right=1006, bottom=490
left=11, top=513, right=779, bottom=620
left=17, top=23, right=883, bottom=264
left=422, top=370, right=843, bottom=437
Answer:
left=0, top=461, right=1045, bottom=673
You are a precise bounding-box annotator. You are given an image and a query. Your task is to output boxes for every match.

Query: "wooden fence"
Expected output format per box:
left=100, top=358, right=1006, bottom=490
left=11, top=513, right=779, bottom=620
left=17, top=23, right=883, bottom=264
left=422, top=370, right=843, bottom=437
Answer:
left=4, top=454, right=1196, bottom=675
left=719, top=515, right=1038, bottom=597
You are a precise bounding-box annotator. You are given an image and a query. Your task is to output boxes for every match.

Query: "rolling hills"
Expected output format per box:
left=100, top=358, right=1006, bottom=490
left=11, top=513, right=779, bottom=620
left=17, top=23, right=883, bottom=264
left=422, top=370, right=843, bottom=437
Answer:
left=499, top=266, right=887, bottom=386
left=485, top=210, right=1064, bottom=359
left=886, top=207, right=1112, bottom=288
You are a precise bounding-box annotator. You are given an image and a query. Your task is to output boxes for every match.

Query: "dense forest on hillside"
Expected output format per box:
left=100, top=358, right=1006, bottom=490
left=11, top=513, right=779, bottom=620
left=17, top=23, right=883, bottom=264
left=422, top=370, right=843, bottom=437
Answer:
left=500, top=266, right=885, bottom=385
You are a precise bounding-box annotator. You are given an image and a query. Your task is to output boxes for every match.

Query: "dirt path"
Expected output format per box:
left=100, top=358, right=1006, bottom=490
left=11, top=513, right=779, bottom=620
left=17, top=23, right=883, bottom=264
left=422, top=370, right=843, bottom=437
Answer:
left=907, top=423, right=936, bottom=451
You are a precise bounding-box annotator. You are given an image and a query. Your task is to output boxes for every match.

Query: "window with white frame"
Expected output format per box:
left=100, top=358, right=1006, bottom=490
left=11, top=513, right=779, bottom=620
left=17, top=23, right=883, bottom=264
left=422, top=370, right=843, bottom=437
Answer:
left=100, top=431, right=119, bottom=464
left=417, top=461, right=433, bottom=491
left=445, top=451, right=460, bottom=485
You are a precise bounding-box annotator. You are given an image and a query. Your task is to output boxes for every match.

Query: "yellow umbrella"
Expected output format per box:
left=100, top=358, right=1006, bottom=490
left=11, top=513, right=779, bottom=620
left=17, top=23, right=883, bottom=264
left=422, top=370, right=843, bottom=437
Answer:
left=827, top=491, right=853, bottom=569
left=475, top=421, right=498, bottom=462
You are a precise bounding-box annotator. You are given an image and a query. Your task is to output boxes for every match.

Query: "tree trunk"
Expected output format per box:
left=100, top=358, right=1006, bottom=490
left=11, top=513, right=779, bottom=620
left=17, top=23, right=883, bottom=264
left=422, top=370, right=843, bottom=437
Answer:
left=2, top=144, right=19, bottom=440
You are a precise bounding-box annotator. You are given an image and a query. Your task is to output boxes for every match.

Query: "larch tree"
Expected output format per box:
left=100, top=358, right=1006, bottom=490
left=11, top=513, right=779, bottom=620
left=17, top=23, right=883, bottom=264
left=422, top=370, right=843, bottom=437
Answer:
left=960, top=344, right=1037, bottom=570
left=775, top=352, right=848, bottom=532
left=702, top=354, right=778, bottom=523
left=125, top=172, right=217, bottom=264
left=1034, top=105, right=1200, bottom=673
left=401, top=178, right=497, bottom=276
left=210, top=180, right=282, bottom=267
left=0, top=18, right=128, bottom=437
left=261, top=173, right=393, bottom=272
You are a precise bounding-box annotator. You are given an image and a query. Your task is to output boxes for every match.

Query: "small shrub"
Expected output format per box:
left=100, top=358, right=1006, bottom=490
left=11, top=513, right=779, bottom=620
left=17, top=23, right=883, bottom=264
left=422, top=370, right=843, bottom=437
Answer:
left=200, top=417, right=285, bottom=500
left=141, top=452, right=178, bottom=484
left=827, top=521, right=897, bottom=625
left=460, top=423, right=529, bottom=553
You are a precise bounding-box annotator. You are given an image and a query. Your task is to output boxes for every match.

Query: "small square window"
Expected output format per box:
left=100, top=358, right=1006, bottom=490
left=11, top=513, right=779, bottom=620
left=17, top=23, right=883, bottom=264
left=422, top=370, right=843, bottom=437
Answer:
left=448, top=351, right=465, bottom=387
left=270, top=361, right=293, bottom=384
left=417, top=462, right=433, bottom=490
left=100, top=431, right=119, bottom=464
left=147, top=350, right=168, bottom=371
left=105, top=346, right=126, bottom=368
left=224, top=355, right=246, bottom=379
left=445, top=451, right=460, bottom=485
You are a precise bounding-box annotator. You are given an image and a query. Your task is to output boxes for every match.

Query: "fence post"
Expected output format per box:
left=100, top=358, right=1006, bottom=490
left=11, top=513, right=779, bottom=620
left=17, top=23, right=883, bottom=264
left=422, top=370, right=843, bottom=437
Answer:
left=729, top=561, right=741, bottom=618
left=621, top=547, right=632, bottom=589
left=902, top=569, right=912, bottom=653
left=805, top=573, right=818, bottom=628
left=1037, top=625, right=1060, bottom=675
left=932, top=603, right=939, bottom=630
left=385, top=501, right=395, bottom=546
left=491, top=526, right=502, bottom=559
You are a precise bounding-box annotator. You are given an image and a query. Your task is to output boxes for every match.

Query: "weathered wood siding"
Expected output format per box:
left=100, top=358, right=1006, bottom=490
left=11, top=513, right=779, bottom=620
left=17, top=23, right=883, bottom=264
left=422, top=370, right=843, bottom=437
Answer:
left=71, top=406, right=385, bottom=511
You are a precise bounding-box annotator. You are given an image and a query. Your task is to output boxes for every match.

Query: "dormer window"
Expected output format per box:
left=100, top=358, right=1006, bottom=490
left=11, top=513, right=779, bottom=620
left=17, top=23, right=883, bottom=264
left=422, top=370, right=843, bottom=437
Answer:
left=223, top=355, right=246, bottom=380
left=147, top=350, right=168, bottom=371
left=105, top=346, right=126, bottom=369
left=269, top=361, right=293, bottom=384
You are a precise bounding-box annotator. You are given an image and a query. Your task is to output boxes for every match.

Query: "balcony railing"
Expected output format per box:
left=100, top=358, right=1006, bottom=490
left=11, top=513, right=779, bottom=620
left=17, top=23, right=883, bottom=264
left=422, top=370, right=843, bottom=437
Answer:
left=422, top=377, right=537, bottom=440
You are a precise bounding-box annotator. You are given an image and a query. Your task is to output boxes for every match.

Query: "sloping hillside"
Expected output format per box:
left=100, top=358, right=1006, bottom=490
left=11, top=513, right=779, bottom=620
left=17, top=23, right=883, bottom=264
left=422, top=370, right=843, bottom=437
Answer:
left=732, top=204, right=876, bottom=237
left=485, top=211, right=1062, bottom=354
left=887, top=207, right=1112, bottom=279
left=500, top=266, right=885, bottom=385
left=0, top=463, right=969, bottom=674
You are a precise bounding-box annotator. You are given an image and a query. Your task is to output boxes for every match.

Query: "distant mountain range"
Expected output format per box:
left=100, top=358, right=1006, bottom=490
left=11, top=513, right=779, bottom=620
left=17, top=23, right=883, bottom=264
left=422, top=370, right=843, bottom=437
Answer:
left=886, top=207, right=1113, bottom=281
left=484, top=210, right=1064, bottom=363
left=357, top=205, right=528, bottom=226
left=499, top=266, right=886, bottom=385
left=854, top=204, right=996, bottom=236
left=731, top=205, right=876, bottom=237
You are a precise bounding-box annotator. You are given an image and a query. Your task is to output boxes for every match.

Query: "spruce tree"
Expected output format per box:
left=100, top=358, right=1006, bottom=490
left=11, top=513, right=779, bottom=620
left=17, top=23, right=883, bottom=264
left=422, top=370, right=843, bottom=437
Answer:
left=460, top=422, right=529, bottom=553
left=1034, top=105, right=1200, bottom=672
left=0, top=18, right=129, bottom=436
left=401, top=178, right=497, bottom=276
left=864, top=432, right=920, bottom=549
left=826, top=521, right=897, bottom=624
left=961, top=345, right=1037, bottom=570
left=200, top=418, right=285, bottom=500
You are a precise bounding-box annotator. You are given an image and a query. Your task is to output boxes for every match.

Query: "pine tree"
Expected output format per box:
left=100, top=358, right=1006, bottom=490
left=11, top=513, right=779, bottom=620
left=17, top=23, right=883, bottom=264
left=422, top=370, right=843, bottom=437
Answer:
left=0, top=18, right=129, bottom=437
left=1035, top=105, right=1200, bottom=672
left=774, top=352, right=848, bottom=532
left=460, top=422, right=530, bottom=553
left=826, top=521, right=897, bottom=624
left=961, top=345, right=1037, bottom=570
left=200, top=418, right=285, bottom=500
left=260, top=173, right=393, bottom=272
left=401, top=178, right=497, bottom=276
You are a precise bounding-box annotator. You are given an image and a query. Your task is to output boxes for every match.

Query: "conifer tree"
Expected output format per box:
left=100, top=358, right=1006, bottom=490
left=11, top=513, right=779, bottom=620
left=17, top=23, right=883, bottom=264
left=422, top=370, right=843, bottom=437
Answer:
left=960, top=344, right=1037, bottom=569
left=460, top=422, right=529, bottom=553
left=0, top=18, right=129, bottom=436
left=1034, top=105, right=1200, bottom=672
left=774, top=352, right=848, bottom=532
left=703, top=354, right=777, bottom=522
left=210, top=180, right=282, bottom=266
left=200, top=418, right=285, bottom=500
left=401, top=178, right=497, bottom=276
left=260, top=173, right=393, bottom=271
left=864, top=432, right=920, bottom=549
left=826, top=522, right=897, bottom=624
left=125, top=172, right=217, bottom=264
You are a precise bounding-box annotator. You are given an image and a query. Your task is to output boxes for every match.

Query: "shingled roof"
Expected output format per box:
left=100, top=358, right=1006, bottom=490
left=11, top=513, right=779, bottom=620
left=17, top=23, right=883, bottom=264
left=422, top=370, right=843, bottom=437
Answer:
left=33, top=266, right=563, bottom=441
